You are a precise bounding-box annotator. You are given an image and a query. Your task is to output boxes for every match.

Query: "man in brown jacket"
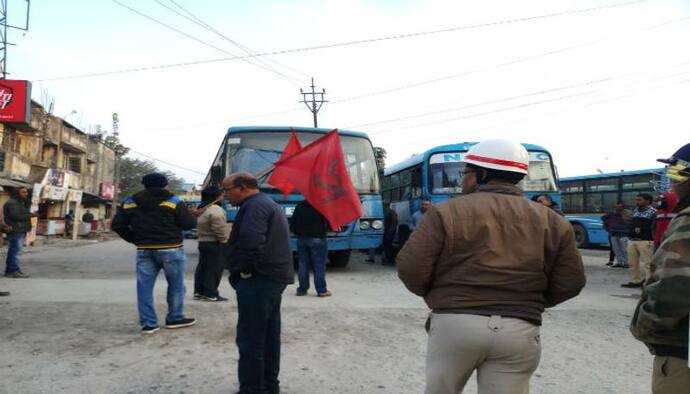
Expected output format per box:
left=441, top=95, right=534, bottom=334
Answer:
left=193, top=186, right=231, bottom=302
left=397, top=139, right=586, bottom=394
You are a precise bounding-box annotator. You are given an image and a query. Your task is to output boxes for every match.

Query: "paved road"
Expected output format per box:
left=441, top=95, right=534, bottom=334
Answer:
left=0, top=240, right=652, bottom=393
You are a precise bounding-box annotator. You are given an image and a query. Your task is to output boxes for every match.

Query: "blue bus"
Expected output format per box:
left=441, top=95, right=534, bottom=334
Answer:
left=382, top=142, right=560, bottom=243
left=560, top=168, right=669, bottom=247
left=181, top=196, right=201, bottom=239
left=203, top=126, right=384, bottom=267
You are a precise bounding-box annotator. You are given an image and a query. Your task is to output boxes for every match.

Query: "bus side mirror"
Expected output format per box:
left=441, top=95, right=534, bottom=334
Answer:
left=210, top=165, right=222, bottom=185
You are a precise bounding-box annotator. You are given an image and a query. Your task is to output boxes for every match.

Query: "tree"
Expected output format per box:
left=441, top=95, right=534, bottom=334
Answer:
left=373, top=146, right=387, bottom=172
left=118, top=158, right=186, bottom=202
left=373, top=146, right=387, bottom=192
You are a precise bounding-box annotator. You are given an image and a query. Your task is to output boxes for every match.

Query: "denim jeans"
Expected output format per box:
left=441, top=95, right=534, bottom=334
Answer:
left=5, top=232, right=26, bottom=274
left=136, top=248, right=186, bottom=328
left=235, top=276, right=286, bottom=394
left=296, top=237, right=328, bottom=294
left=610, top=235, right=629, bottom=266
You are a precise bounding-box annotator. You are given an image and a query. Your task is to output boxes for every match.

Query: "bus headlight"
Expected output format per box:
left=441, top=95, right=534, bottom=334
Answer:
left=359, top=221, right=371, bottom=230
left=371, top=220, right=383, bottom=230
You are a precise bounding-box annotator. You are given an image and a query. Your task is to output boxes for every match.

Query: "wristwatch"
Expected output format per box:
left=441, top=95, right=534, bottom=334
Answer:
left=240, top=272, right=253, bottom=279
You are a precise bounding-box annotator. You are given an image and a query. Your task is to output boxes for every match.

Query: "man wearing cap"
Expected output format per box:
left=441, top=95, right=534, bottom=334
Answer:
left=631, top=143, right=690, bottom=393
left=397, top=139, right=586, bottom=393
left=112, top=172, right=197, bottom=334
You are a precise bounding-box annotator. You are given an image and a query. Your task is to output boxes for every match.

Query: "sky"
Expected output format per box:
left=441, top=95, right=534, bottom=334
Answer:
left=7, top=0, right=690, bottom=184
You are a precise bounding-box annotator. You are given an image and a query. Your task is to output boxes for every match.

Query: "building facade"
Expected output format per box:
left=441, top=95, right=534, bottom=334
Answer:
left=0, top=101, right=117, bottom=239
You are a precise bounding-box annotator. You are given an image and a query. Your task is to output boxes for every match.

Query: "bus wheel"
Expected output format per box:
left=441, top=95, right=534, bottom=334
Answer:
left=572, top=224, right=589, bottom=248
left=328, top=250, right=351, bottom=268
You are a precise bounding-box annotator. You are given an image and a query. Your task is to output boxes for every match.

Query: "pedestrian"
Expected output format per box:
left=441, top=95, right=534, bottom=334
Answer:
left=0, top=215, right=11, bottom=296
left=291, top=199, right=331, bottom=297
left=382, top=203, right=398, bottom=265
left=223, top=172, right=294, bottom=394
left=652, top=191, right=677, bottom=252
left=193, top=186, right=230, bottom=302
left=621, top=193, right=656, bottom=288
left=64, top=210, right=74, bottom=237
left=536, top=194, right=565, bottom=216
left=112, top=172, right=197, bottom=334
left=601, top=201, right=632, bottom=268
left=409, top=198, right=432, bottom=232
left=630, top=142, right=690, bottom=393
left=3, top=186, right=33, bottom=278
left=397, top=139, right=585, bottom=394
left=82, top=210, right=94, bottom=223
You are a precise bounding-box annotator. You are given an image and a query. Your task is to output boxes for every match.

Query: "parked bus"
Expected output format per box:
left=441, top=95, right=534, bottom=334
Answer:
left=181, top=196, right=201, bottom=239
left=203, top=126, right=383, bottom=267
left=382, top=142, right=560, bottom=245
left=560, top=168, right=669, bottom=247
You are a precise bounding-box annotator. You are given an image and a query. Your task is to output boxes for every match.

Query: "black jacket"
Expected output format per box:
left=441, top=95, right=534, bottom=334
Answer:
left=112, top=188, right=196, bottom=249
left=290, top=200, right=329, bottom=238
left=228, top=193, right=294, bottom=285
left=629, top=206, right=656, bottom=241
left=3, top=197, right=32, bottom=234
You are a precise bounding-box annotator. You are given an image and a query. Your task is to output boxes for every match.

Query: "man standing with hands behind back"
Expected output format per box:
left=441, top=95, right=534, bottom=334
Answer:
left=397, top=139, right=585, bottom=394
left=223, top=172, right=294, bottom=394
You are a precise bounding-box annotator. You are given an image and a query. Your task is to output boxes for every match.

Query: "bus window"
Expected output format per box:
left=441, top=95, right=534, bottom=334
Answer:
left=585, top=193, right=604, bottom=213
left=519, top=152, right=557, bottom=192
left=411, top=166, right=422, bottom=198
left=601, top=192, right=618, bottom=212
left=392, top=187, right=401, bottom=202
left=401, top=185, right=411, bottom=200
left=428, top=152, right=465, bottom=194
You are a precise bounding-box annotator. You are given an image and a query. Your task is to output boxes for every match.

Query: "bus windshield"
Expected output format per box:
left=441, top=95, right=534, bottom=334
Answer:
left=225, top=131, right=380, bottom=194
left=428, top=151, right=557, bottom=194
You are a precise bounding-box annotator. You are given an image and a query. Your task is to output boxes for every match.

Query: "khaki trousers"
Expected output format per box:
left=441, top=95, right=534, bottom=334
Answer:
left=426, top=314, right=541, bottom=394
left=653, top=356, right=690, bottom=393
left=628, top=240, right=654, bottom=283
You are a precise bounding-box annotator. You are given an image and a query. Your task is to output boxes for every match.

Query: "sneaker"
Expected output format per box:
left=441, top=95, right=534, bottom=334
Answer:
left=295, top=290, right=307, bottom=296
left=165, top=318, right=197, bottom=329
left=0, top=291, right=10, bottom=297
left=141, top=326, right=160, bottom=335
left=317, top=290, right=332, bottom=298
left=605, top=261, right=614, bottom=266
left=193, top=293, right=202, bottom=300
left=621, top=282, right=643, bottom=288
left=611, top=264, right=628, bottom=268
left=4, top=271, right=29, bottom=278
left=201, top=295, right=228, bottom=302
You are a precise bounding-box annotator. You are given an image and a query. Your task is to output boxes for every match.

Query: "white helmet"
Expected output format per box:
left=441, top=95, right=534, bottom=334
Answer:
left=461, top=139, right=529, bottom=174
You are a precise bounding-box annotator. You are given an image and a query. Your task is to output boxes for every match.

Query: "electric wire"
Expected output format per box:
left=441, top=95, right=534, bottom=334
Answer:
left=368, top=70, right=690, bottom=135
left=112, top=0, right=303, bottom=87
left=346, top=60, right=690, bottom=129
left=162, top=0, right=311, bottom=81
left=36, top=0, right=647, bottom=82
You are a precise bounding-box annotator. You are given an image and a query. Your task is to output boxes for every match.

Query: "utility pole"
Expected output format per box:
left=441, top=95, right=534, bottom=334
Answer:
left=111, top=112, right=122, bottom=208
left=0, top=0, right=31, bottom=79
left=300, top=77, right=327, bottom=128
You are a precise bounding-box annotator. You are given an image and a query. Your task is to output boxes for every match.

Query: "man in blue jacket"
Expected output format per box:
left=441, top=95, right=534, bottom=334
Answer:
left=112, top=173, right=197, bottom=334
left=223, top=172, right=294, bottom=394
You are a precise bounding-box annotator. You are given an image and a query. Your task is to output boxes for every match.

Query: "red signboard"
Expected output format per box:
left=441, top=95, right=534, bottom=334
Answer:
left=100, top=183, right=114, bottom=200
left=0, top=80, right=31, bottom=124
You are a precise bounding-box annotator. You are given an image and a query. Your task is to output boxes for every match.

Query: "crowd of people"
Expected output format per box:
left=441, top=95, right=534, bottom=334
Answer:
left=1, top=140, right=688, bottom=394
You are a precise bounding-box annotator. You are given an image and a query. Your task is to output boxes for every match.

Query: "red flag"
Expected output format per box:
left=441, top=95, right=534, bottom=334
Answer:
left=268, top=129, right=363, bottom=230
left=268, top=129, right=303, bottom=198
